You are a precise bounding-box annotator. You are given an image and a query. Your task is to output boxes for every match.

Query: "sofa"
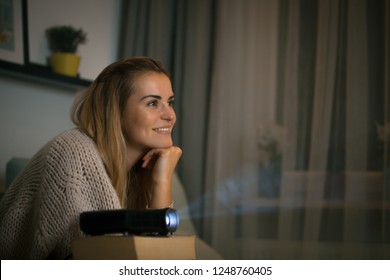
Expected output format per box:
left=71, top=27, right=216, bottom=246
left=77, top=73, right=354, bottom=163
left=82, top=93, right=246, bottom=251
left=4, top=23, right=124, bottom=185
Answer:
left=2, top=157, right=222, bottom=259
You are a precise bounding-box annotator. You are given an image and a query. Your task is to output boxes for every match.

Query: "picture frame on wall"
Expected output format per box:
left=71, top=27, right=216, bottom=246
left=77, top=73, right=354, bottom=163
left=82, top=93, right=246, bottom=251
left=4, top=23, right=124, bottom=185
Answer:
left=0, top=0, right=28, bottom=65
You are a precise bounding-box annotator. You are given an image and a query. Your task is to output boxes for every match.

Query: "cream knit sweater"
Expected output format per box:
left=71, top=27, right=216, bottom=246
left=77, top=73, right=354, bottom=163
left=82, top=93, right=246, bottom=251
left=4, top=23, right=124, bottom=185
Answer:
left=0, top=128, right=122, bottom=259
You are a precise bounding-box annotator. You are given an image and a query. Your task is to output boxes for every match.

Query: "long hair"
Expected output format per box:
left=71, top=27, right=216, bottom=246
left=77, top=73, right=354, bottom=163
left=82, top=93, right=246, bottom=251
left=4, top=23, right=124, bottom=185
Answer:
left=70, top=56, right=170, bottom=208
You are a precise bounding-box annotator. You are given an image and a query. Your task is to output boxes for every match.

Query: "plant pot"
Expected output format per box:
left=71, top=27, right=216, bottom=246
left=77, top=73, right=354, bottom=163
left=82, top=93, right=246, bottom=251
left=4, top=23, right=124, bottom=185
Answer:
left=49, top=52, right=80, bottom=77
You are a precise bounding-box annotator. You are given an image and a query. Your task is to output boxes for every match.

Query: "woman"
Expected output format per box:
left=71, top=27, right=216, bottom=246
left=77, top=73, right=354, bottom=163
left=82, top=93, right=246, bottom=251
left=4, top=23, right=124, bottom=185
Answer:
left=0, top=56, right=182, bottom=259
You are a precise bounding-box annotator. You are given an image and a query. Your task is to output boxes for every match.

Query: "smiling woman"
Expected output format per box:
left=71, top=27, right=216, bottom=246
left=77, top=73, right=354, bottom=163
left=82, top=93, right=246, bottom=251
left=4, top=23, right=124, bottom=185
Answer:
left=0, top=56, right=182, bottom=259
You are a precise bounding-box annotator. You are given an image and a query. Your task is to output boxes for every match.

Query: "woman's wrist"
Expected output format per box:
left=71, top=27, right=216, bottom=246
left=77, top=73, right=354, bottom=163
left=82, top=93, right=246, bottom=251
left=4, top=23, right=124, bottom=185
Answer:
left=146, top=201, right=174, bottom=209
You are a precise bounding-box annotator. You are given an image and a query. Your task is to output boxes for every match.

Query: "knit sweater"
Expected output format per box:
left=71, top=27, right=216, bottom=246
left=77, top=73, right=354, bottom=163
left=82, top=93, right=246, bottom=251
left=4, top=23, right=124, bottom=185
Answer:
left=0, top=128, right=122, bottom=259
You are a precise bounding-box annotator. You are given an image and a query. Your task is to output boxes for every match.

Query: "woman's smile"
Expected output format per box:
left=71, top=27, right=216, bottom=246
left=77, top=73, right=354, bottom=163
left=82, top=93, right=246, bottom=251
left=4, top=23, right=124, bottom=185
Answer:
left=153, top=127, right=172, bottom=133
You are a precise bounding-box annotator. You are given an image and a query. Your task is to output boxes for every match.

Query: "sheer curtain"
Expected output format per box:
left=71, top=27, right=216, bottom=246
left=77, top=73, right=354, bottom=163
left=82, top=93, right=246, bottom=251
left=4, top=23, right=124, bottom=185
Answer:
left=204, top=0, right=390, bottom=259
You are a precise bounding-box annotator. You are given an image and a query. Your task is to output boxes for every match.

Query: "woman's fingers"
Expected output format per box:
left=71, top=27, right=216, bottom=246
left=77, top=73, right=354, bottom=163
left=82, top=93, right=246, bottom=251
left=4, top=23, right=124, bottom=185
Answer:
left=141, top=152, right=154, bottom=168
left=141, top=146, right=182, bottom=176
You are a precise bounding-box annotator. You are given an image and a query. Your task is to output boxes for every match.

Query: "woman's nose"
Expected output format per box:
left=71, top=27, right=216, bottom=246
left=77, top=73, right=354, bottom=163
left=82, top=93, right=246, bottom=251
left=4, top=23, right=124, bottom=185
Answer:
left=162, top=112, right=175, bottom=122
left=161, top=106, right=175, bottom=122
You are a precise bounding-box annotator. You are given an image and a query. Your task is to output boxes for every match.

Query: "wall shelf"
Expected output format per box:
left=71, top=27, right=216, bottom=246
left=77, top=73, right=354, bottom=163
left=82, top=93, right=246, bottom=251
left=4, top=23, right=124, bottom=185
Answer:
left=0, top=60, right=92, bottom=90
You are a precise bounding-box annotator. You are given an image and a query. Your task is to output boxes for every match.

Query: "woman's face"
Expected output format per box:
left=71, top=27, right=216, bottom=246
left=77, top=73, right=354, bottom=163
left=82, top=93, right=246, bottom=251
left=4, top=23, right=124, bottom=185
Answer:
left=123, top=72, right=176, bottom=152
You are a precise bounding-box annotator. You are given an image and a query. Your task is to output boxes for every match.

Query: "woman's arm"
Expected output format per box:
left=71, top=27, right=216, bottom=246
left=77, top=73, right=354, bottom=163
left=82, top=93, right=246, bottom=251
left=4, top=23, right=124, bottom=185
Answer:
left=141, top=146, right=182, bottom=208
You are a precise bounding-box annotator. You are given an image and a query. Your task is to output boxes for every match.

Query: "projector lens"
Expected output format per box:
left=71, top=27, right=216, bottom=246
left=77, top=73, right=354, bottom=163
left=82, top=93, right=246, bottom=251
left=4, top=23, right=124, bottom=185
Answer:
left=165, top=209, right=179, bottom=232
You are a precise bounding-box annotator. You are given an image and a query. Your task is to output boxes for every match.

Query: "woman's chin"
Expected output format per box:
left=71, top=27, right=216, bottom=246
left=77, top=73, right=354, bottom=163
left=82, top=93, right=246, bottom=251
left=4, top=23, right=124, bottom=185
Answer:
left=149, top=140, right=173, bottom=149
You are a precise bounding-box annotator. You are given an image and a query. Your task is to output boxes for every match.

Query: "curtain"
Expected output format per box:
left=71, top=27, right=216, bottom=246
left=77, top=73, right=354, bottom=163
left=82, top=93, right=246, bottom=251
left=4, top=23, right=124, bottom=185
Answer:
left=119, top=0, right=389, bottom=259
left=204, top=0, right=390, bottom=259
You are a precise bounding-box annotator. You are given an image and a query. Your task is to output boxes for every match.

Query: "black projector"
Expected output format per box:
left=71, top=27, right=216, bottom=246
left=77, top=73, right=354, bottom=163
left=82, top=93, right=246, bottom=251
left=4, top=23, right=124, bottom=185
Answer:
left=80, top=208, right=179, bottom=236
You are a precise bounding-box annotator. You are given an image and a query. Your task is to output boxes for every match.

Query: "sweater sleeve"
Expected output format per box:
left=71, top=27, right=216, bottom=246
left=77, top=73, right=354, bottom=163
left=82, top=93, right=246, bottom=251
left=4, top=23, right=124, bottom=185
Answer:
left=0, top=129, right=122, bottom=259
left=28, top=129, right=122, bottom=259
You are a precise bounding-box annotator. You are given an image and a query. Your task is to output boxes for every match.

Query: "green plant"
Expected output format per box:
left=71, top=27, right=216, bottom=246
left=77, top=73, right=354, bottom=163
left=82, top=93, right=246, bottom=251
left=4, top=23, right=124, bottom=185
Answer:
left=45, top=25, right=87, bottom=53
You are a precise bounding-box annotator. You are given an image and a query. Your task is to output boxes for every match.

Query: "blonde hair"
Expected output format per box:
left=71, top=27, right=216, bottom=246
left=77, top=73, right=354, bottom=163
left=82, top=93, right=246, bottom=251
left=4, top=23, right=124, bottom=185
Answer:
left=71, top=56, right=170, bottom=208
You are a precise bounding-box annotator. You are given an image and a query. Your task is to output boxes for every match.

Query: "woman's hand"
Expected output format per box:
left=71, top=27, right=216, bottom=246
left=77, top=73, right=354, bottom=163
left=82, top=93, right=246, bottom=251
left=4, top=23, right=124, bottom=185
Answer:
left=141, top=146, right=182, bottom=208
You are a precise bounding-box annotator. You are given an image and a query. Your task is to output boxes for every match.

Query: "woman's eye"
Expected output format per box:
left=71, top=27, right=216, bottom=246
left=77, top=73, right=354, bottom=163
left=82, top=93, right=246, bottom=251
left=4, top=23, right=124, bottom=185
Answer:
left=147, top=100, right=158, bottom=107
left=168, top=99, right=175, bottom=107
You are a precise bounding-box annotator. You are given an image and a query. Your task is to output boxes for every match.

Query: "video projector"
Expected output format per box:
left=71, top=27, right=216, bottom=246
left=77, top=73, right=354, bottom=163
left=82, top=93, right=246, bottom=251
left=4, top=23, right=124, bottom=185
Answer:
left=80, top=208, right=179, bottom=236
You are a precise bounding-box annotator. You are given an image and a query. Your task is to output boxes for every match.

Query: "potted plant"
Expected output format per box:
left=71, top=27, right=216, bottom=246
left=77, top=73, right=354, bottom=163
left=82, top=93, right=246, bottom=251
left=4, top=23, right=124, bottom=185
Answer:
left=45, top=25, right=87, bottom=77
